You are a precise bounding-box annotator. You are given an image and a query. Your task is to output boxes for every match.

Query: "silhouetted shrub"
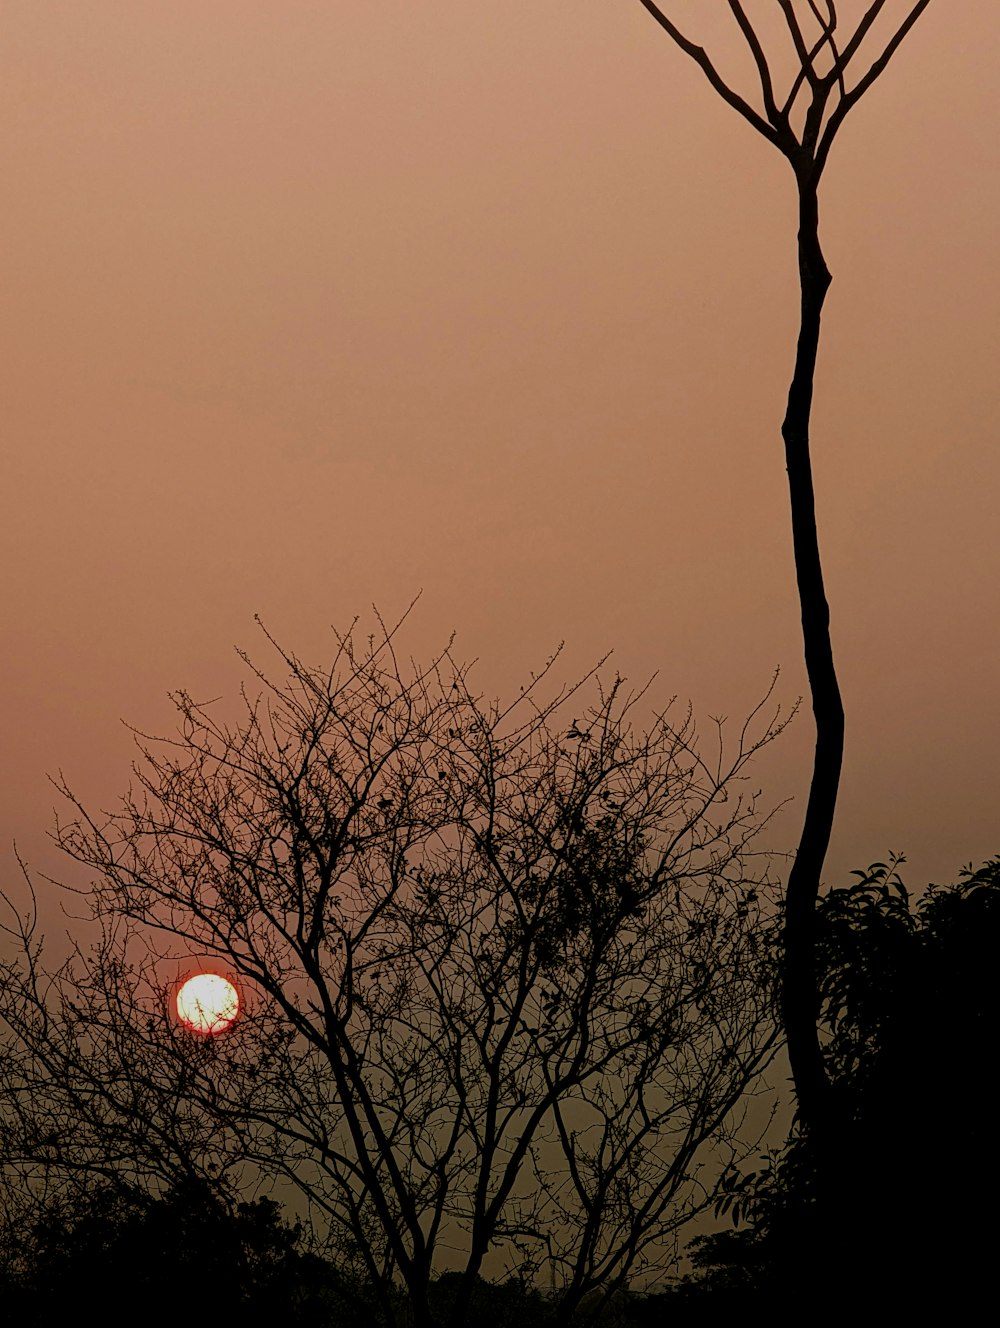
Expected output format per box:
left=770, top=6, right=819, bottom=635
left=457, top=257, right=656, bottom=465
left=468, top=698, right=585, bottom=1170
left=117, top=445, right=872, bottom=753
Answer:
left=666, top=855, right=1000, bottom=1313
left=0, top=1180, right=367, bottom=1327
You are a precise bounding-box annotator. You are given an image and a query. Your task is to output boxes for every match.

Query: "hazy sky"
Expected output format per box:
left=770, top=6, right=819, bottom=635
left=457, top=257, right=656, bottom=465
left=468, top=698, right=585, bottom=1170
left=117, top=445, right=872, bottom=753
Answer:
left=3, top=2, right=997, bottom=915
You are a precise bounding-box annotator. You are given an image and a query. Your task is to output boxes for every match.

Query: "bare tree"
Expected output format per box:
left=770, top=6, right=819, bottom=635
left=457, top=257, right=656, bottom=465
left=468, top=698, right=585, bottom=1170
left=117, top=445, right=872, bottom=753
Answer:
left=2, top=614, right=790, bottom=1327
left=634, top=1, right=931, bottom=1129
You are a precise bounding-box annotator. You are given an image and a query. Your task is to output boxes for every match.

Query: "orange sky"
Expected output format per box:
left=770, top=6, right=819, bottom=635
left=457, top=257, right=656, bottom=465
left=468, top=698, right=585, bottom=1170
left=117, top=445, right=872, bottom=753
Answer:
left=3, top=2, right=997, bottom=915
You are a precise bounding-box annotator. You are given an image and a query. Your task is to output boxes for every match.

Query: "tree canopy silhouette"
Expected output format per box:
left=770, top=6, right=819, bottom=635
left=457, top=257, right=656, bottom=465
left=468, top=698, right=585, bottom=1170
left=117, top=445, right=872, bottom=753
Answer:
left=0, top=1180, right=348, bottom=1327
left=1, top=612, right=791, bottom=1328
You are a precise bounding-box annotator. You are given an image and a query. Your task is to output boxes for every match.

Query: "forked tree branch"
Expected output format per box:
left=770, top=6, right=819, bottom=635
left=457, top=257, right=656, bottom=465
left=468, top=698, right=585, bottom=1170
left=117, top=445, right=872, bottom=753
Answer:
left=782, top=27, right=840, bottom=122
left=777, top=0, right=821, bottom=89
left=727, top=0, right=783, bottom=129
left=635, top=0, right=783, bottom=147
left=639, top=1, right=932, bottom=179
left=802, top=0, right=847, bottom=101
left=832, top=0, right=890, bottom=72
left=816, top=0, right=932, bottom=175
left=820, top=2, right=849, bottom=102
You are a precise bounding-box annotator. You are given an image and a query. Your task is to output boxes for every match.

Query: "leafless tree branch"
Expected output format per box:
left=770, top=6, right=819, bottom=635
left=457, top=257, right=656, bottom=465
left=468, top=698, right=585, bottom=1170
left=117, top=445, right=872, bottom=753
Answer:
left=1, top=617, right=789, bottom=1327
left=635, top=0, right=783, bottom=146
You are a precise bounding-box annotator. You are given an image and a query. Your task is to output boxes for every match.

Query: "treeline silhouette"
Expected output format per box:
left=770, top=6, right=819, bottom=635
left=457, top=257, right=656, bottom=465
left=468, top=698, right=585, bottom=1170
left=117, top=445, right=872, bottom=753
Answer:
left=0, top=1180, right=569, bottom=1327
left=3, top=856, right=995, bottom=1324
left=0, top=1183, right=355, bottom=1327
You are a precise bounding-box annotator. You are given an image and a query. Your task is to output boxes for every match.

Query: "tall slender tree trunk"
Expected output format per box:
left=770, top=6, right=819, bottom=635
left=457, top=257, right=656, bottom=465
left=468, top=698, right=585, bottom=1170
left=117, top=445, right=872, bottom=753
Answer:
left=780, top=176, right=844, bottom=1132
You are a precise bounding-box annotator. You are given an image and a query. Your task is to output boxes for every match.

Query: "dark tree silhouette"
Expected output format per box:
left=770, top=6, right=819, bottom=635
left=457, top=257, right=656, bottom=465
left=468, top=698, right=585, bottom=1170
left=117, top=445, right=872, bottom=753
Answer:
left=653, top=854, right=1000, bottom=1314
left=1, top=613, right=790, bottom=1328
left=0, top=1180, right=352, bottom=1327
left=634, top=0, right=932, bottom=1133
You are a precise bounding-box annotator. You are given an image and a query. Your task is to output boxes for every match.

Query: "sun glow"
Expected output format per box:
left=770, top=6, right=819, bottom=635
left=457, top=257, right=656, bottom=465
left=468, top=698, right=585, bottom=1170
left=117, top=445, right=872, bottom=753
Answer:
left=175, top=972, right=240, bottom=1035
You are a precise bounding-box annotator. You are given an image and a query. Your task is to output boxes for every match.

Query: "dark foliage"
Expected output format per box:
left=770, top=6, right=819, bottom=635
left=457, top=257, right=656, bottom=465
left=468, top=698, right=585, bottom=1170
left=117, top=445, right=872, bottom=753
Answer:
left=0, top=1181, right=367, bottom=1327
left=428, top=1271, right=553, bottom=1328
left=650, top=855, right=1000, bottom=1314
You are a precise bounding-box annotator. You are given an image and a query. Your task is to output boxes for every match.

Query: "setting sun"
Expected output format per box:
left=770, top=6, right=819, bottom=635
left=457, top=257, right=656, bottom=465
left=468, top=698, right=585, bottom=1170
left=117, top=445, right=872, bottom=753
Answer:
left=175, top=973, right=240, bottom=1036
